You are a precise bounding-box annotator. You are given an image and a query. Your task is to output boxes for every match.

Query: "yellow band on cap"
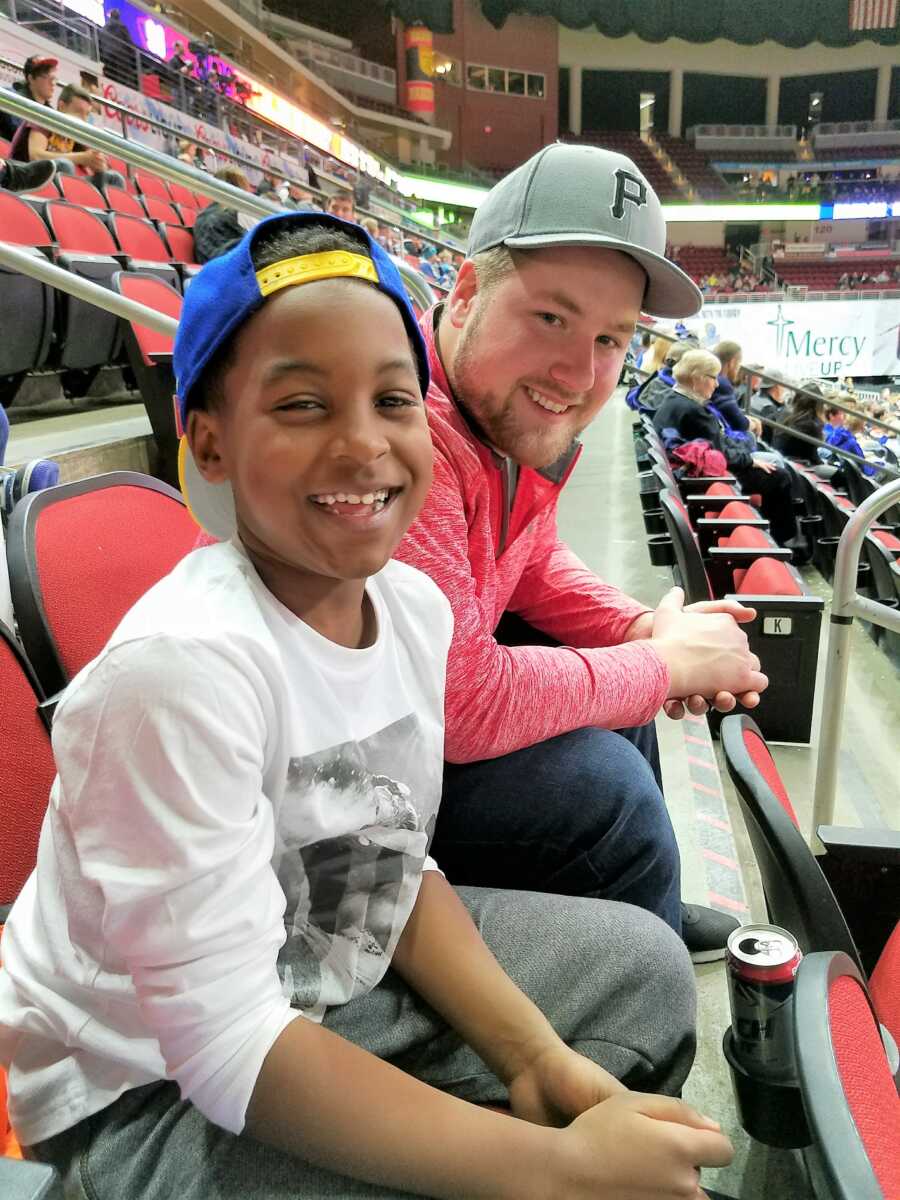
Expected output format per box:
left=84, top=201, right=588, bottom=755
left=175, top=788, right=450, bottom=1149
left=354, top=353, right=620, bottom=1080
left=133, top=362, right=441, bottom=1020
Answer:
left=255, top=250, right=378, bottom=298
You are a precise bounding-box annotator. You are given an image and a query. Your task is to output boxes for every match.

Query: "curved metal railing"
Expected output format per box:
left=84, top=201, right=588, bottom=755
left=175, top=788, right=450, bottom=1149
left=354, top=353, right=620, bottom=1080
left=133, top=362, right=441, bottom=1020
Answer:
left=812, top=477, right=900, bottom=835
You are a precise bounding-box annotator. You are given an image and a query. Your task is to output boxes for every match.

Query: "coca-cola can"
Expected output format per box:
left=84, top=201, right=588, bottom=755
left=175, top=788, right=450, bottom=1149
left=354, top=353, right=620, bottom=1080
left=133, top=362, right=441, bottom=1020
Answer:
left=726, top=924, right=802, bottom=1083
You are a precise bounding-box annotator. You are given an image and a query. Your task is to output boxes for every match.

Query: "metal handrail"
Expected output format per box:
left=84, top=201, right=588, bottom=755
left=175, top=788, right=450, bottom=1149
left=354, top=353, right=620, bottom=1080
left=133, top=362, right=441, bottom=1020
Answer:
left=0, top=85, right=281, bottom=218
left=0, top=241, right=178, bottom=335
left=812, top=477, right=900, bottom=837
left=0, top=84, right=460, bottom=265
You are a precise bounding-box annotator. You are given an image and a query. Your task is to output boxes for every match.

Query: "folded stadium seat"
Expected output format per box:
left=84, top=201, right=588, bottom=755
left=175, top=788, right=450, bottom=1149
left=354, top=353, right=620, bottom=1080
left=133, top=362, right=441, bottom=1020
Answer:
left=107, top=213, right=180, bottom=290
left=0, top=194, right=55, bottom=405
left=721, top=714, right=900, bottom=1039
left=140, top=196, right=180, bottom=225
left=112, top=271, right=182, bottom=485
left=193, top=192, right=212, bottom=208
left=167, top=180, right=198, bottom=209
left=16, top=175, right=61, bottom=202
left=6, top=473, right=200, bottom=698
left=133, top=169, right=172, bottom=202
left=657, top=490, right=823, bottom=742
left=174, top=204, right=198, bottom=227
left=794, top=951, right=900, bottom=1200
left=42, top=200, right=123, bottom=376
left=0, top=138, right=10, bottom=157
left=57, top=173, right=106, bottom=210
left=105, top=185, right=146, bottom=218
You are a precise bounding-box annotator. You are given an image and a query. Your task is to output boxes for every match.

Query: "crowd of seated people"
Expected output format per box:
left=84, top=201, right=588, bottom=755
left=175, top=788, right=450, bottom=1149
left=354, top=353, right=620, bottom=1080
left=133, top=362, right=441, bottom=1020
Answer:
left=735, top=171, right=899, bottom=204
left=837, top=265, right=900, bottom=290
left=696, top=263, right=776, bottom=296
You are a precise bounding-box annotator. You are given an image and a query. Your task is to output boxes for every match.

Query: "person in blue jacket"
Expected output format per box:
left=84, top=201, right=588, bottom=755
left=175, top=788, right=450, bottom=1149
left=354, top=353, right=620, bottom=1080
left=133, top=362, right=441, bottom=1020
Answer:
left=709, top=341, right=750, bottom=434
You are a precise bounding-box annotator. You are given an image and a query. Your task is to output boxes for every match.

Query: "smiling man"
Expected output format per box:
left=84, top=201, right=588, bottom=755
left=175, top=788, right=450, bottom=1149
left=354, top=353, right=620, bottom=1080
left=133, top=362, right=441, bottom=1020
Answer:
left=396, top=144, right=768, bottom=961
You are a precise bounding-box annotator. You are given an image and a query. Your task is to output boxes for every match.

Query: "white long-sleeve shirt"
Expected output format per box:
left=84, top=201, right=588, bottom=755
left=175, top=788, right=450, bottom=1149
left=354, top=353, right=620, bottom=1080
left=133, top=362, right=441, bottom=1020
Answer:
left=0, top=541, right=452, bottom=1146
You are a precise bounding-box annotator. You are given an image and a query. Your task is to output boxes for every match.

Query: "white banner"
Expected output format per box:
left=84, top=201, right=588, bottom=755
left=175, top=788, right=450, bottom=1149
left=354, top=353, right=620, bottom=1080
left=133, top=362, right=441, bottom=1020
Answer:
left=682, top=298, right=900, bottom=379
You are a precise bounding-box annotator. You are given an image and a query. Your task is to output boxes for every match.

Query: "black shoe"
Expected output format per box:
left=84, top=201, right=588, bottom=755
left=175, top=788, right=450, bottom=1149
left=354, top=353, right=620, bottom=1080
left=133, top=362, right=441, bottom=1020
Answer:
left=1, top=158, right=56, bottom=194
left=681, top=902, right=739, bottom=963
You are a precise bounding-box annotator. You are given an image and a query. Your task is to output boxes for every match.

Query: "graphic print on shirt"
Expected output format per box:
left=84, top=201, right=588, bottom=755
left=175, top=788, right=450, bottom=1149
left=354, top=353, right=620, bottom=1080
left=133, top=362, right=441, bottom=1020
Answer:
left=274, top=712, right=440, bottom=1018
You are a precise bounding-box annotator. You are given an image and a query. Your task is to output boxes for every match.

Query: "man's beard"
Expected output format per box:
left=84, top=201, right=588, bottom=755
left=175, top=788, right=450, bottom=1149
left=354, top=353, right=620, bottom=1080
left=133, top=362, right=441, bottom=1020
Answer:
left=450, top=311, right=581, bottom=469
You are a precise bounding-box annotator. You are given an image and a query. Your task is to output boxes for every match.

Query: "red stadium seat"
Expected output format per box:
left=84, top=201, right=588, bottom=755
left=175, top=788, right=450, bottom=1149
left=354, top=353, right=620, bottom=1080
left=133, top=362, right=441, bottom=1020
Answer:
left=0, top=194, right=55, bottom=397
left=141, top=196, right=180, bottom=225
left=0, top=623, right=54, bottom=911
left=43, top=201, right=122, bottom=371
left=167, top=180, right=198, bottom=208
left=133, top=169, right=172, bottom=201
left=6, top=474, right=200, bottom=697
left=57, top=173, right=107, bottom=209
left=108, top=214, right=180, bottom=290
left=795, top=951, right=900, bottom=1200
left=722, top=715, right=900, bottom=1042
left=106, top=186, right=146, bottom=218
left=175, top=204, right=198, bottom=227
left=161, top=223, right=197, bottom=266
left=112, top=273, right=183, bottom=484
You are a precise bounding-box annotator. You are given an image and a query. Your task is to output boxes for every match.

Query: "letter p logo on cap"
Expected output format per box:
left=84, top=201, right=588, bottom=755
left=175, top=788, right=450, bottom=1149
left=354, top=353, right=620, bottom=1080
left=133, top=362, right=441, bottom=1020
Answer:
left=611, top=169, right=648, bottom=221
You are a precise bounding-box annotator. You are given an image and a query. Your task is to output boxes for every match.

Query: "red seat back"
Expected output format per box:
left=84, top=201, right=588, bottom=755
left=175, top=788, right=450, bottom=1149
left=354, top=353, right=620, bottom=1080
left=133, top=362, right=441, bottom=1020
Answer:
left=0, top=625, right=54, bottom=908
left=175, top=204, right=198, bottom=227
left=134, top=170, right=171, bottom=201
left=829, top=972, right=900, bottom=1194
left=115, top=273, right=182, bottom=364
left=7, top=476, right=200, bottom=693
left=168, top=180, right=197, bottom=207
left=162, top=224, right=196, bottom=264
left=0, top=193, right=51, bottom=246
left=142, top=196, right=180, bottom=224
left=45, top=201, right=118, bottom=254
left=111, top=214, right=172, bottom=262
left=105, top=186, right=146, bottom=218
left=58, top=173, right=107, bottom=209
left=736, top=556, right=802, bottom=597
left=739, top=724, right=800, bottom=826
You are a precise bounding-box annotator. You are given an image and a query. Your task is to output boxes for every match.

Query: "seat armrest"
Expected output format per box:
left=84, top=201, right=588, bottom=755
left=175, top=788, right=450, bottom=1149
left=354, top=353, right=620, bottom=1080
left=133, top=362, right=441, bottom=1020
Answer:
left=684, top=494, right=739, bottom=511
left=816, top=825, right=900, bottom=866
left=707, top=546, right=792, bottom=562
left=677, top=475, right=737, bottom=495
left=147, top=351, right=174, bottom=367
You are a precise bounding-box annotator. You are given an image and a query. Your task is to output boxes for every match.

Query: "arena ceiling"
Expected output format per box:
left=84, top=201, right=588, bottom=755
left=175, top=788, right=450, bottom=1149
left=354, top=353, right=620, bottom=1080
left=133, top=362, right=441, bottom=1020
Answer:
left=385, top=0, right=900, bottom=46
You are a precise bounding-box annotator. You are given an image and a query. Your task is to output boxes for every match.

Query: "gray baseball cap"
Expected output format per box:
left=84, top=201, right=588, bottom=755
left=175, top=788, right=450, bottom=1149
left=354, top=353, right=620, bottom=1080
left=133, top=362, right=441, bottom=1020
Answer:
left=467, top=143, right=702, bottom=319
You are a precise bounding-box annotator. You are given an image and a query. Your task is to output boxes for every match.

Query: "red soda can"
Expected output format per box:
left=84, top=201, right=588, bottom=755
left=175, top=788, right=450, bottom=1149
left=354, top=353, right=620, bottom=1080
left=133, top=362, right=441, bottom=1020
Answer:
left=726, top=924, right=802, bottom=1083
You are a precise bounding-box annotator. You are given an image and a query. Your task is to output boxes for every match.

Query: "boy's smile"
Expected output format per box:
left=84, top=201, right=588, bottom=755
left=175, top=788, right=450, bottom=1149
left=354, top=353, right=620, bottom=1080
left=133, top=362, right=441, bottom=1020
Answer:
left=188, top=277, right=433, bottom=630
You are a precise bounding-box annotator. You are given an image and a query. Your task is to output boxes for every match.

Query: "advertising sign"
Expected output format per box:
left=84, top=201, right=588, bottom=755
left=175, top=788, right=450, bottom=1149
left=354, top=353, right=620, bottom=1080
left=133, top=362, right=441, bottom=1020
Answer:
left=101, top=0, right=398, bottom=187
left=682, top=298, right=900, bottom=378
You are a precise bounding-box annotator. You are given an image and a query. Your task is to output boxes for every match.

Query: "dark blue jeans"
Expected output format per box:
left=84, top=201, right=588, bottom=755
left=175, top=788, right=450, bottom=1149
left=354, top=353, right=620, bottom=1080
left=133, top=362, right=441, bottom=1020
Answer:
left=435, top=722, right=682, bottom=934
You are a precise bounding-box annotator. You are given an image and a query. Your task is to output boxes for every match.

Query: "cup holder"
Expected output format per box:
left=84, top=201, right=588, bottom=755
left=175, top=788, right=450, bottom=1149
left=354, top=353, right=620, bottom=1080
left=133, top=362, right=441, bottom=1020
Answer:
left=642, top=508, right=666, bottom=536
left=723, top=1030, right=810, bottom=1150
left=647, top=534, right=675, bottom=567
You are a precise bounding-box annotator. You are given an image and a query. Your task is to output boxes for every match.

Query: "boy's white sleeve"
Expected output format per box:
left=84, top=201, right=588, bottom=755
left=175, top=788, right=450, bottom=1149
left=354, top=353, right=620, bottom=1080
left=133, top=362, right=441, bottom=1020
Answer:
left=55, top=634, right=299, bottom=1135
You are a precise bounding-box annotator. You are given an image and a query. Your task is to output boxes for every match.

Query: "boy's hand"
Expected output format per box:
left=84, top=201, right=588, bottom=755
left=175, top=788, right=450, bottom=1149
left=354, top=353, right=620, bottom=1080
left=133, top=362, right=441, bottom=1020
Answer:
left=507, top=1042, right=625, bottom=1127
left=554, top=1092, right=734, bottom=1200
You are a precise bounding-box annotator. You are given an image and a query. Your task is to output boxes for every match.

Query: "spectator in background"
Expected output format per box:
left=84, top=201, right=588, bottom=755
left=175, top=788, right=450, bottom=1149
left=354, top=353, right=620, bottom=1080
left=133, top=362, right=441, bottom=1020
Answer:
left=326, top=191, right=355, bottom=222
left=710, top=341, right=750, bottom=433
left=750, top=372, right=792, bottom=425
left=98, top=9, right=138, bottom=91
left=167, top=41, right=193, bottom=77
left=0, top=55, right=58, bottom=143
left=654, top=349, right=801, bottom=548
left=193, top=166, right=253, bottom=263
left=772, top=386, right=826, bottom=466
left=9, top=84, right=124, bottom=191
left=635, top=331, right=652, bottom=367
left=285, top=181, right=318, bottom=210
left=0, top=157, right=56, bottom=193
left=360, top=216, right=379, bottom=238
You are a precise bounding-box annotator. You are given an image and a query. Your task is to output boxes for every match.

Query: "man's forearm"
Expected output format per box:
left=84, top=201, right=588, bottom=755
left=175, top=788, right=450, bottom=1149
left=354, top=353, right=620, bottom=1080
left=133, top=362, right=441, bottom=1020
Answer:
left=246, top=1011, right=559, bottom=1200
left=391, top=872, right=561, bottom=1083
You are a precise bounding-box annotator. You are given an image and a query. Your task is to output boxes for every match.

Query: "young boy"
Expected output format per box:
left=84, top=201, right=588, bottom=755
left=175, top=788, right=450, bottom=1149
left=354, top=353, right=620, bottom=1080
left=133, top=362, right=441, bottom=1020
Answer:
left=0, top=213, right=731, bottom=1198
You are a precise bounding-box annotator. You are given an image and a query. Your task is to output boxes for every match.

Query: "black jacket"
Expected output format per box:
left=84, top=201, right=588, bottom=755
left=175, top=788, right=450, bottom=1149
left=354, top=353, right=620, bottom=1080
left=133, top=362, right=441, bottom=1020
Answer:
left=653, top=389, right=753, bottom=471
left=193, top=204, right=245, bottom=264
left=773, top=415, right=824, bottom=466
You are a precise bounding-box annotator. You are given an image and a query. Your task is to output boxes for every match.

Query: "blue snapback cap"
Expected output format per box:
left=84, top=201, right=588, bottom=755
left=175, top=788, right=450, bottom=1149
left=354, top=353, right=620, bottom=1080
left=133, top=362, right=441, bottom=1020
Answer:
left=173, top=211, right=431, bottom=539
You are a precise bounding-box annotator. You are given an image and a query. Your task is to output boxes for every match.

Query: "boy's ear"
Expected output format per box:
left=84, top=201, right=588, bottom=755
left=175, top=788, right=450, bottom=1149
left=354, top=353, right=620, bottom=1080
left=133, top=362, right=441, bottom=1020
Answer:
left=186, top=408, right=229, bottom=484
left=445, top=259, right=479, bottom=330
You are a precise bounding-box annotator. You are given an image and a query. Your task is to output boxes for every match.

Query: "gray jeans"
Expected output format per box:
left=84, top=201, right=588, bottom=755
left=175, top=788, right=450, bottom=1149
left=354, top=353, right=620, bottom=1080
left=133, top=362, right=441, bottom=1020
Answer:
left=28, top=887, right=696, bottom=1199
left=53, top=158, right=126, bottom=191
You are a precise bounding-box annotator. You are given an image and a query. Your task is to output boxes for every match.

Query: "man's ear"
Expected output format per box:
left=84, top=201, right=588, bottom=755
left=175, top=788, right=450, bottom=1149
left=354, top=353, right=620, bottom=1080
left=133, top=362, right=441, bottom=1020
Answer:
left=186, top=408, right=228, bottom=484
left=445, top=259, right=479, bottom=330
